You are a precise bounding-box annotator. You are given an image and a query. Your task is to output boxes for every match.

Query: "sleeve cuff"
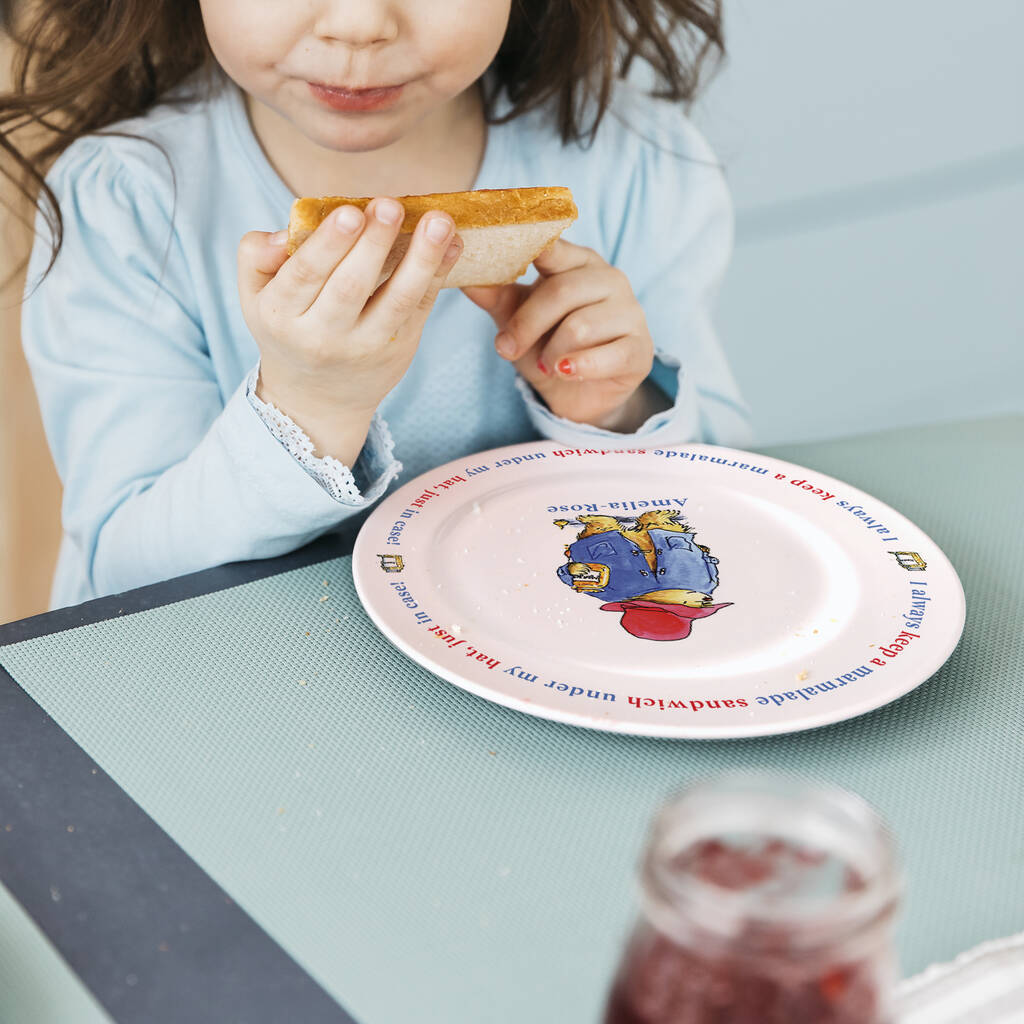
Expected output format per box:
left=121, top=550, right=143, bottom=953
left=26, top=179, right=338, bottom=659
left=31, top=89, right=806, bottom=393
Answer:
left=513, top=358, right=700, bottom=447
left=243, top=363, right=402, bottom=507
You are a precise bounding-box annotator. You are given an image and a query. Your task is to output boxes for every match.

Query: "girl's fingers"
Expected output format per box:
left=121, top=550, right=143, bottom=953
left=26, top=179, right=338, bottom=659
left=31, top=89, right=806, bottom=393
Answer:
left=539, top=304, right=644, bottom=370
left=531, top=237, right=596, bottom=278
left=311, top=198, right=406, bottom=321
left=460, top=282, right=532, bottom=332
left=265, top=204, right=366, bottom=315
left=237, top=229, right=291, bottom=299
left=361, top=210, right=457, bottom=334
left=540, top=334, right=650, bottom=383
left=412, top=234, right=464, bottom=321
left=495, top=267, right=615, bottom=361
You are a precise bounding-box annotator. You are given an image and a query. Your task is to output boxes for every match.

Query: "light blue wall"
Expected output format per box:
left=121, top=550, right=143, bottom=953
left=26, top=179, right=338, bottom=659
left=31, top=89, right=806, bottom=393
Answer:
left=677, top=0, right=1023, bottom=443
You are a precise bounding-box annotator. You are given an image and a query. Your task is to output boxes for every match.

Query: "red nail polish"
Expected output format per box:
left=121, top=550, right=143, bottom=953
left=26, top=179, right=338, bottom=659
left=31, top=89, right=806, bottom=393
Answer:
left=558, top=358, right=573, bottom=376
left=537, top=359, right=549, bottom=375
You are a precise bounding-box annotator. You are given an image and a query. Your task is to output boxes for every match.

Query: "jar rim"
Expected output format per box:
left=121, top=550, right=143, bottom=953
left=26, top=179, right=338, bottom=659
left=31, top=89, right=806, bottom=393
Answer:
left=642, top=773, right=902, bottom=955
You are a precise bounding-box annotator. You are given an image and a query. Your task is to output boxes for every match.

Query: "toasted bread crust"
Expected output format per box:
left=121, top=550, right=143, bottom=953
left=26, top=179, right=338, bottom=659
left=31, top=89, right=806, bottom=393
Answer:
left=287, top=186, right=577, bottom=254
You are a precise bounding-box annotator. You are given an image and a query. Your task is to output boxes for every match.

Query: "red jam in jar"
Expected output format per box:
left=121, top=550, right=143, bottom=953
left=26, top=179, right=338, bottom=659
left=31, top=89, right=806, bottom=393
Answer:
left=604, top=775, right=901, bottom=1024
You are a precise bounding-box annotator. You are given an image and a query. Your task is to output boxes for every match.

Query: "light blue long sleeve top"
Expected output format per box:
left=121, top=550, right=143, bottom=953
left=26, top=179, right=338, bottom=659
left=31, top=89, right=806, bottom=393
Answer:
left=22, top=70, right=752, bottom=610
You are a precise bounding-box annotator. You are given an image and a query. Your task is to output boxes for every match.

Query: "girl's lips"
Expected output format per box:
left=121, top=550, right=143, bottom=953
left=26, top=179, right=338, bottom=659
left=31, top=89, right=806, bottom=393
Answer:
left=308, top=82, right=405, bottom=112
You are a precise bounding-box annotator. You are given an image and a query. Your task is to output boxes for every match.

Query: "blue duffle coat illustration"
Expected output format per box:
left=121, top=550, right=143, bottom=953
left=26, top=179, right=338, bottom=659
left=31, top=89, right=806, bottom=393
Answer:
left=556, top=528, right=719, bottom=601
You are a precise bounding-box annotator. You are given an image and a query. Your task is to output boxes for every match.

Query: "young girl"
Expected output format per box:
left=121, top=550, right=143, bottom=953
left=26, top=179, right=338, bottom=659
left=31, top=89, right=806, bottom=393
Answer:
left=4, top=0, right=751, bottom=610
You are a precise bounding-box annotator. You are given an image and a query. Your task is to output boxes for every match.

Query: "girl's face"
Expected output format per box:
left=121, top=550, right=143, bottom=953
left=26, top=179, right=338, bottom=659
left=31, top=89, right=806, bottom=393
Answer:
left=199, top=0, right=512, bottom=153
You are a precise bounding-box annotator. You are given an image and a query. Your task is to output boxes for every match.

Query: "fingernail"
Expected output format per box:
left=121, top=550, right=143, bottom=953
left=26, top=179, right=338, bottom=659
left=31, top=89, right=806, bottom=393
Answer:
left=333, top=206, right=363, bottom=233
left=557, top=358, right=574, bottom=376
left=537, top=358, right=549, bottom=375
left=496, top=332, right=515, bottom=358
left=269, top=230, right=288, bottom=246
left=375, top=198, right=403, bottom=225
left=444, top=238, right=461, bottom=262
left=426, top=214, right=453, bottom=244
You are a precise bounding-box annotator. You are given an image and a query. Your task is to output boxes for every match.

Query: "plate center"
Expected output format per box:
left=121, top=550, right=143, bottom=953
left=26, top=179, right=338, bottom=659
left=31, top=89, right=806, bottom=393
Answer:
left=419, top=479, right=861, bottom=682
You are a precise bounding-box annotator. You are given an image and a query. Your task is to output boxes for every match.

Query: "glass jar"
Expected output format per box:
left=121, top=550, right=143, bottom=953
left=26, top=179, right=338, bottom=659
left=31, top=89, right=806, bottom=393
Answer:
left=604, top=773, right=902, bottom=1024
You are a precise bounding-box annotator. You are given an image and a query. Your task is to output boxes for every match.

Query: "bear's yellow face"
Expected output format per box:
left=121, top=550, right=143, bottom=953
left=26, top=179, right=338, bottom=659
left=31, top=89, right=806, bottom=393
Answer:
left=576, top=515, right=623, bottom=538
left=634, top=509, right=690, bottom=533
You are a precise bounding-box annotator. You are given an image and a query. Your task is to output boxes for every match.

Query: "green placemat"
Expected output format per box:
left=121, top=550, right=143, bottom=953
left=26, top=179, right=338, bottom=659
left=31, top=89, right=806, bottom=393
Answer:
left=2, top=416, right=1022, bottom=1023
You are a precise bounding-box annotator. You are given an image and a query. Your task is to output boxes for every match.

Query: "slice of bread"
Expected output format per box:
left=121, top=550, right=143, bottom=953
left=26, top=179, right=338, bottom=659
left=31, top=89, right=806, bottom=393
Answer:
left=287, top=186, right=578, bottom=289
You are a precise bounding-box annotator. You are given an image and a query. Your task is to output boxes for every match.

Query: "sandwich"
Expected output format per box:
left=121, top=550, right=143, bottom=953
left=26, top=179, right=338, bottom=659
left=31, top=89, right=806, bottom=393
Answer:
left=287, top=186, right=578, bottom=289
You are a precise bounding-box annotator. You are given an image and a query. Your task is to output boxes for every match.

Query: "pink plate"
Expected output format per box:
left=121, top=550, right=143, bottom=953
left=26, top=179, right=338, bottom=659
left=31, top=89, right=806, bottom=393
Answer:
left=352, top=442, right=965, bottom=738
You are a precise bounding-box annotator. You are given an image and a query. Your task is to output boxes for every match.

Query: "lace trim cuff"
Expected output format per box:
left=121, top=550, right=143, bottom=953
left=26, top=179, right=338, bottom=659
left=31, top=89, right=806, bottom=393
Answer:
left=244, top=365, right=396, bottom=504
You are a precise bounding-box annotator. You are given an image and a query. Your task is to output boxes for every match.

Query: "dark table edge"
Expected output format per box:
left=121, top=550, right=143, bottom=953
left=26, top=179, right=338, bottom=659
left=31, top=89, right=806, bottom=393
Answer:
left=0, top=530, right=359, bottom=1023
left=0, top=530, right=357, bottom=647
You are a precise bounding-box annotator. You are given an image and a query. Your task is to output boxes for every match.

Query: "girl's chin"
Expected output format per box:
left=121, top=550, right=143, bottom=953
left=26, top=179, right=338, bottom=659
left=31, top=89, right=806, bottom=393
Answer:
left=302, top=121, right=406, bottom=154
left=275, top=97, right=401, bottom=147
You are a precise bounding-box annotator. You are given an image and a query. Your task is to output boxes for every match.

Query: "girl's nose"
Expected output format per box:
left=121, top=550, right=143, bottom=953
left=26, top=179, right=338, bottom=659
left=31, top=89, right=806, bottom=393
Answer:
left=313, top=1, right=399, bottom=49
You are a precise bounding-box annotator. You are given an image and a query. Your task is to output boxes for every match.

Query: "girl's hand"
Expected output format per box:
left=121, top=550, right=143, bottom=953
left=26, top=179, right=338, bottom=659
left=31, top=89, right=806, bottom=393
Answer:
left=238, top=198, right=463, bottom=465
left=462, top=239, right=655, bottom=429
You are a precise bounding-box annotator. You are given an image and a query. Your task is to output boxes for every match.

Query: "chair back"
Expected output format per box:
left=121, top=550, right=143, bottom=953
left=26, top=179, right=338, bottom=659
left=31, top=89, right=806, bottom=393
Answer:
left=1, top=29, right=63, bottom=622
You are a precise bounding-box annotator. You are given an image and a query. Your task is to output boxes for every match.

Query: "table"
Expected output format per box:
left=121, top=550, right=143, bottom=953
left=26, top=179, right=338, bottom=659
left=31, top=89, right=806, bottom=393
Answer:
left=2, top=415, right=1022, bottom=1024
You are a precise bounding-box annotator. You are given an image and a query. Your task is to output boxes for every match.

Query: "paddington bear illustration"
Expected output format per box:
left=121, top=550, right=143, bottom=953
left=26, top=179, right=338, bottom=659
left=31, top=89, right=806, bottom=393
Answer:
left=554, top=510, right=731, bottom=641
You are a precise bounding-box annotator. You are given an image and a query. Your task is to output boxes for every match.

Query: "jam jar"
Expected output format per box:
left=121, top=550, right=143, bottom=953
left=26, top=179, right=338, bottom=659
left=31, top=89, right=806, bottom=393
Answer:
left=604, top=774, right=901, bottom=1024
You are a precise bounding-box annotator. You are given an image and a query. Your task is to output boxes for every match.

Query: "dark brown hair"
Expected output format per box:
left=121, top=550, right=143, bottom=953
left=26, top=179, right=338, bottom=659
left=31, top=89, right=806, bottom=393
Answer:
left=1, top=0, right=723, bottom=281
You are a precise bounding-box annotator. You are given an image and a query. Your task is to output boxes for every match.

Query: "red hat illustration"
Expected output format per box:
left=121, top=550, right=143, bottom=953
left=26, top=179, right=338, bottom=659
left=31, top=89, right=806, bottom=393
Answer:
left=599, top=599, right=733, bottom=641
